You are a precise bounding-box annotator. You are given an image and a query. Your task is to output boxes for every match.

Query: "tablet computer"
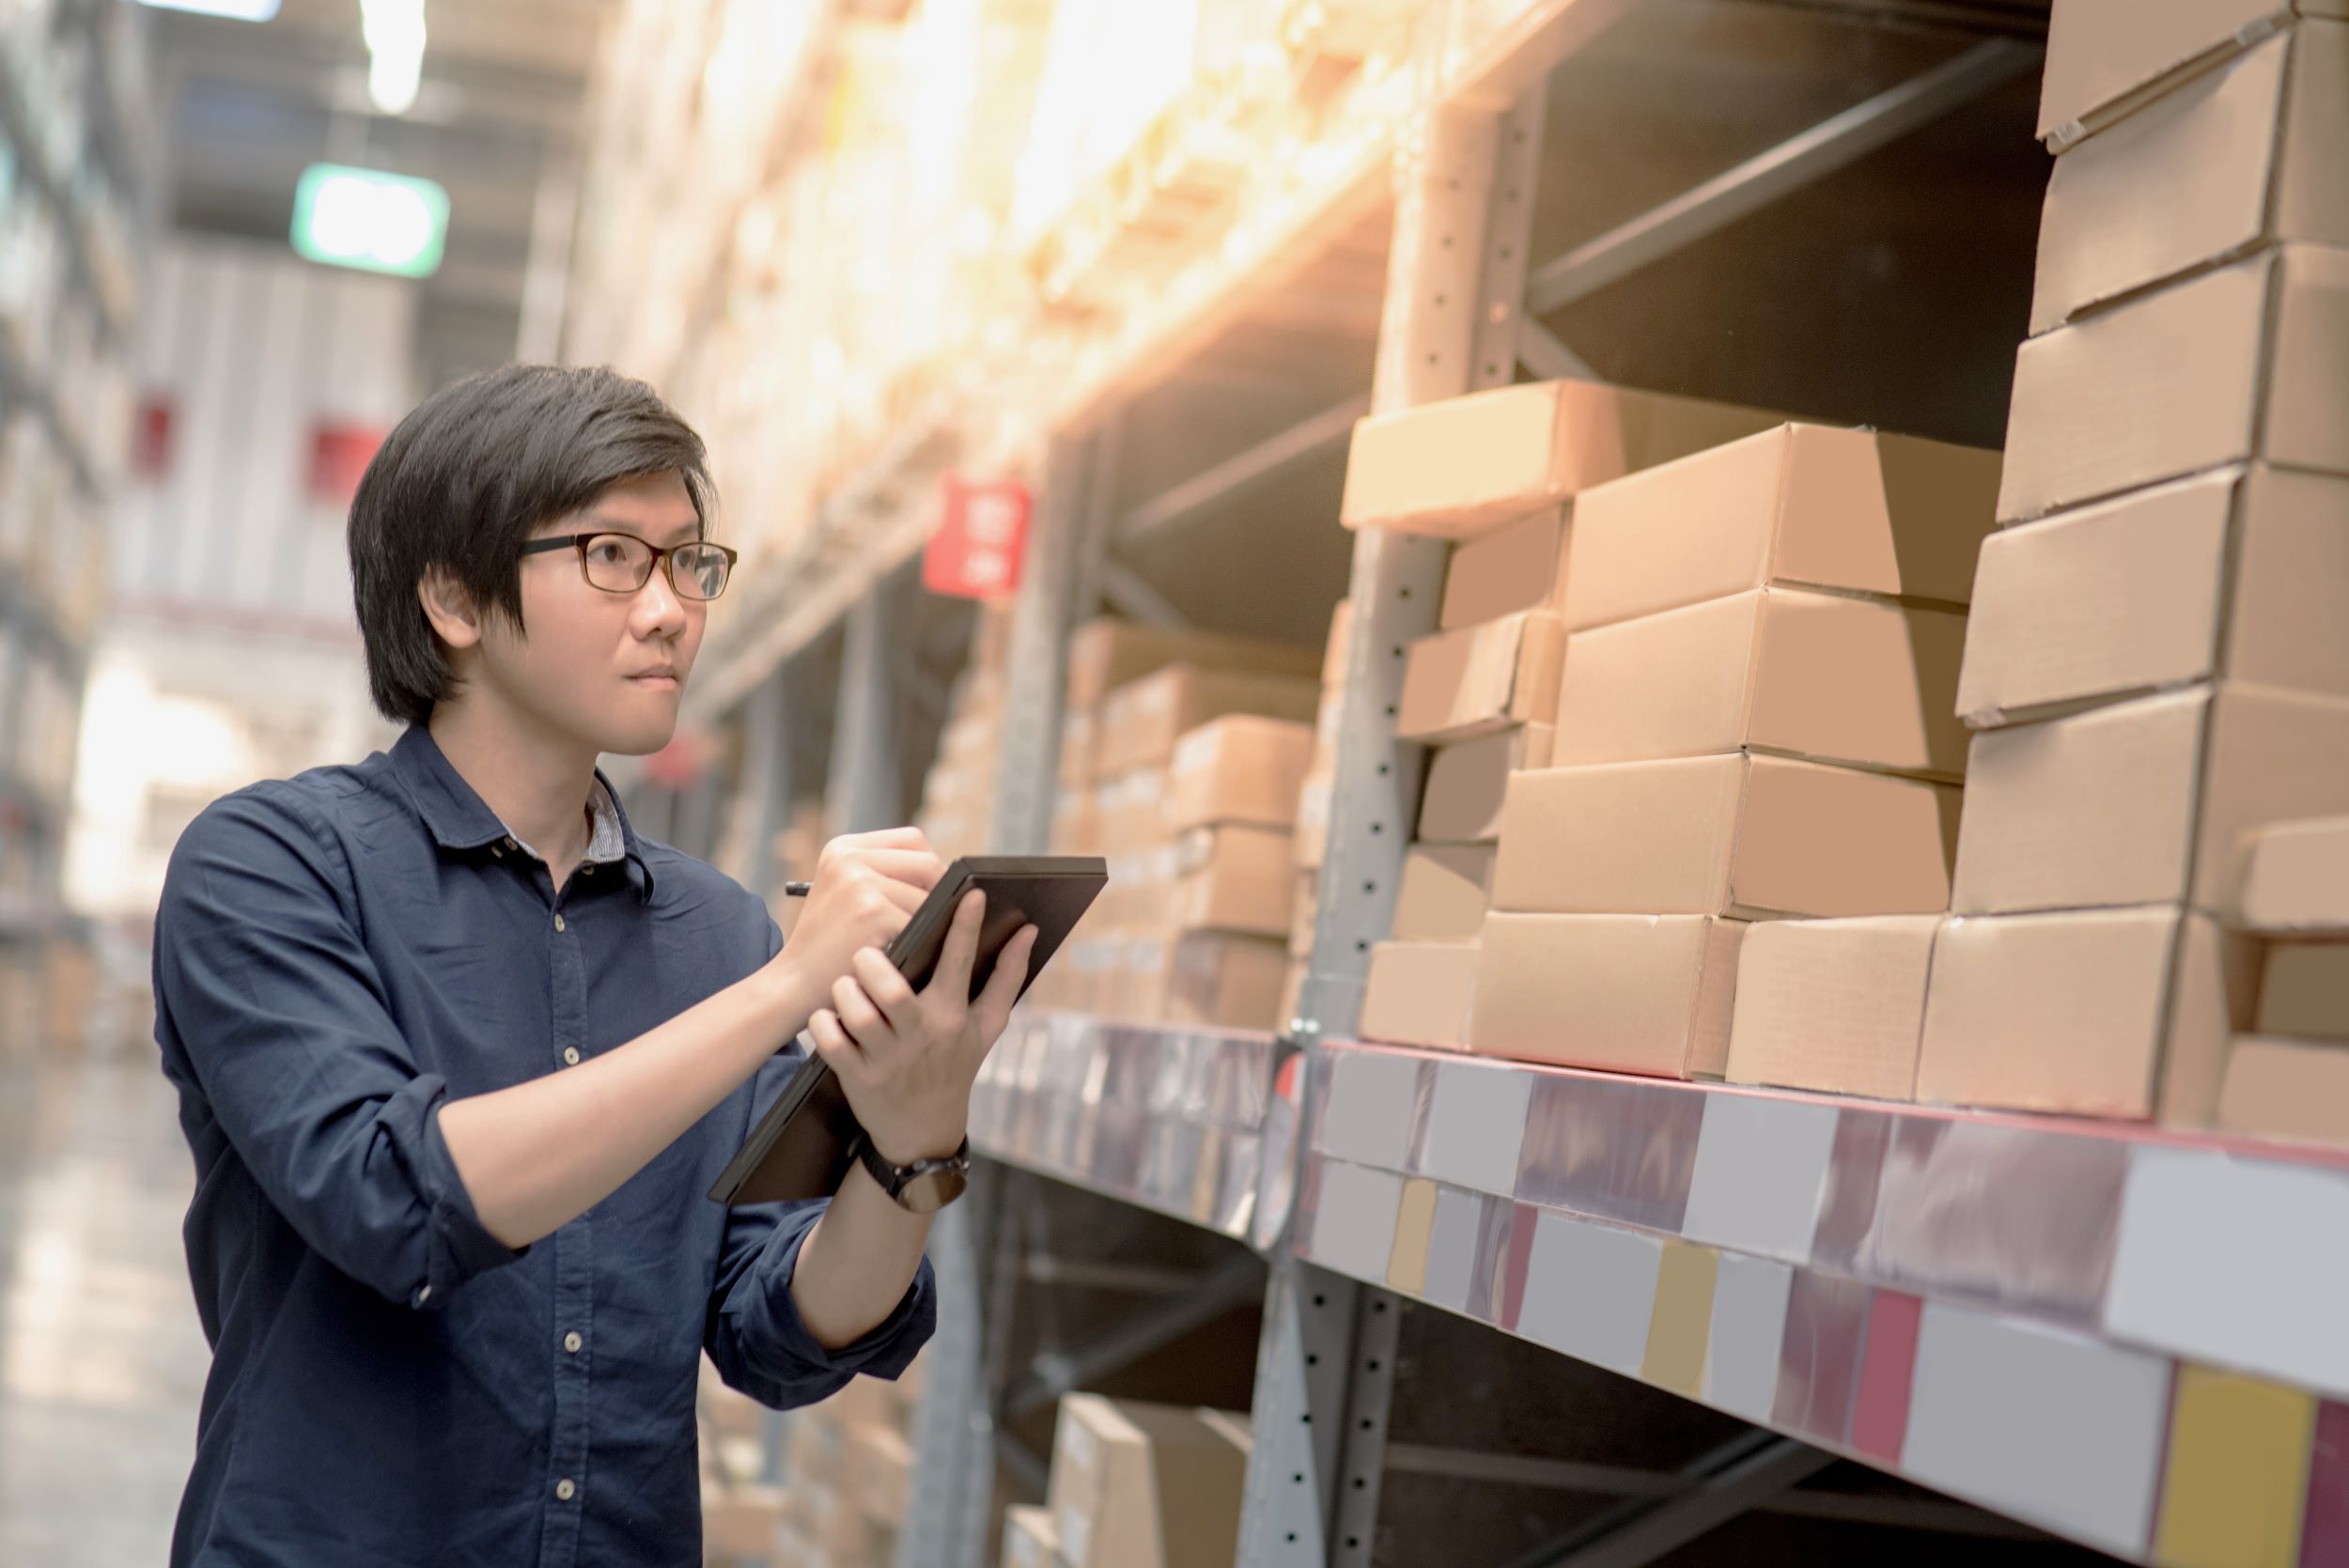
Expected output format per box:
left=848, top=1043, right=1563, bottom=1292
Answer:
left=709, top=855, right=1108, bottom=1206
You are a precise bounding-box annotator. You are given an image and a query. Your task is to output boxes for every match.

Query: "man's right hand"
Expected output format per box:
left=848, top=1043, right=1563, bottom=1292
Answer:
left=770, top=829, right=945, bottom=1003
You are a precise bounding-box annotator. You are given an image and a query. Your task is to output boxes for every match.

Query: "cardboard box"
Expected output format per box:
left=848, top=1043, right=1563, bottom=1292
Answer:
left=1958, top=464, right=2349, bottom=728
left=1562, top=425, right=1998, bottom=632
left=1102, top=665, right=1322, bottom=775
left=1121, top=935, right=1175, bottom=1021
left=1067, top=619, right=1323, bottom=713
left=1998, top=244, right=2349, bottom=524
left=1313, top=685, right=1344, bottom=759
left=1552, top=588, right=1969, bottom=780
left=2033, top=22, right=2349, bottom=332
left=2217, top=1035, right=2349, bottom=1145
left=1390, top=845, right=1495, bottom=942
left=850, top=1423, right=915, bottom=1524
left=1440, top=505, right=1568, bottom=629
left=1289, top=869, right=1319, bottom=956
left=1417, top=723, right=1556, bottom=845
left=1493, top=754, right=1960, bottom=919
left=1099, top=770, right=1171, bottom=855
left=1396, top=612, right=1565, bottom=743
left=1323, top=598, right=1354, bottom=684
left=1294, top=772, right=1332, bottom=870
left=1173, top=824, right=1296, bottom=938
left=2237, top=815, right=2349, bottom=932
left=1470, top=913, right=1746, bottom=1078
left=1164, top=932, right=1288, bottom=1032
left=1168, top=716, right=1315, bottom=832
left=1046, top=1397, right=1249, bottom=1568
left=785, top=1411, right=846, bottom=1487
left=1062, top=709, right=1098, bottom=786
left=1725, top=915, right=1940, bottom=1100
left=1950, top=684, right=2349, bottom=916
left=1341, top=379, right=1783, bottom=538
left=1053, top=787, right=1103, bottom=856
left=1003, top=1505, right=1066, bottom=1568
left=1360, top=940, right=1481, bottom=1050
left=2038, top=0, right=2348, bottom=147
left=2255, top=941, right=2349, bottom=1036
left=701, top=1482, right=790, bottom=1561
left=1916, top=905, right=2258, bottom=1121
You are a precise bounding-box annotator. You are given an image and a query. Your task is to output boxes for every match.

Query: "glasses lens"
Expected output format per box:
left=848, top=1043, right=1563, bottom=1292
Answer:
left=582, top=535, right=654, bottom=592
left=674, top=543, right=730, bottom=600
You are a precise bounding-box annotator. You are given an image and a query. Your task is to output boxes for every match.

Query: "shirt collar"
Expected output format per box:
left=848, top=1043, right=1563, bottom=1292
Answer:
left=389, top=726, right=658, bottom=900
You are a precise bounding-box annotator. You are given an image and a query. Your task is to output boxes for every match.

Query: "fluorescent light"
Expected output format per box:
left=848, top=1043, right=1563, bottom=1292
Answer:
left=361, top=0, right=427, bottom=116
left=133, top=0, right=280, bottom=17
left=290, top=163, right=448, bottom=278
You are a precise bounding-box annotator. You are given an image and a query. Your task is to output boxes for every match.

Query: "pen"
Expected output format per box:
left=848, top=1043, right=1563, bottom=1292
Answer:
left=782, top=882, right=813, bottom=897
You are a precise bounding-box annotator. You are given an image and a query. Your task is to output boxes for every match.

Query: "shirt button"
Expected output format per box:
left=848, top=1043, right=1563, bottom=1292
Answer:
left=504, top=837, right=520, bottom=852
left=564, top=1330, right=583, bottom=1354
left=555, top=1478, right=576, bottom=1502
left=553, top=913, right=568, bottom=932
left=414, top=1285, right=431, bottom=1305
left=562, top=1047, right=581, bottom=1067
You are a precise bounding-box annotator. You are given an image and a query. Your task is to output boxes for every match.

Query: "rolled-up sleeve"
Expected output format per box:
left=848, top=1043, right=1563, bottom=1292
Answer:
left=155, top=787, right=523, bottom=1309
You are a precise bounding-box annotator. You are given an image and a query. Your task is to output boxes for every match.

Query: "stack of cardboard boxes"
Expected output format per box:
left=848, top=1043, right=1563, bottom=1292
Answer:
left=695, top=1358, right=926, bottom=1568
left=1039, top=619, right=1323, bottom=1028
left=2223, top=816, right=2349, bottom=1145
left=1477, top=425, right=1998, bottom=1079
left=1910, top=0, right=2349, bottom=1126
left=1003, top=1394, right=1251, bottom=1568
left=914, top=605, right=1019, bottom=860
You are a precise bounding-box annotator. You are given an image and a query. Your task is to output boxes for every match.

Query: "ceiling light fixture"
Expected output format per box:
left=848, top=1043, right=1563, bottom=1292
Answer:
left=132, top=0, right=281, bottom=19
left=360, top=0, right=427, bottom=116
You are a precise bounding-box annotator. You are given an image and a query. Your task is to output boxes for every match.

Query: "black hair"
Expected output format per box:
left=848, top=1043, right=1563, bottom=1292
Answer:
left=348, top=364, right=714, bottom=726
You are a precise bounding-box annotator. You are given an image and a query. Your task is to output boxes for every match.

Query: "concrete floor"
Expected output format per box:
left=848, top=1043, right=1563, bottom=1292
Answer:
left=0, top=1045, right=210, bottom=1566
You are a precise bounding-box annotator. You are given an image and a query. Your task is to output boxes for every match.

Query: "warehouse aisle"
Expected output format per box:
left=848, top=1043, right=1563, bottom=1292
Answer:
left=0, top=1048, right=207, bottom=1566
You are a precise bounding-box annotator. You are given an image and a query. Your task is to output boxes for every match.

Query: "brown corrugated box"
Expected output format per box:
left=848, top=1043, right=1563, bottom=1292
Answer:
left=1164, top=932, right=1288, bottom=1032
left=2033, top=22, right=2349, bottom=332
left=2256, top=941, right=2349, bottom=1036
left=1493, top=754, right=1959, bottom=919
left=1440, top=505, right=1568, bottom=629
left=1916, top=905, right=2258, bottom=1121
left=1053, top=787, right=1102, bottom=856
left=1294, top=772, right=1332, bottom=871
left=1958, top=465, right=2349, bottom=729
left=1360, top=941, right=1481, bottom=1051
left=1562, top=425, right=1997, bottom=632
left=1340, top=379, right=1783, bottom=538
left=1396, top=612, right=1565, bottom=743
left=1949, top=684, right=2349, bottom=915
left=1173, top=824, right=1295, bottom=938
left=1045, top=1396, right=1249, bottom=1568
left=1390, top=845, right=1495, bottom=942
left=850, top=1424, right=915, bottom=1524
left=1061, top=709, right=1097, bottom=786
left=2236, top=815, right=2349, bottom=932
left=2038, top=0, right=2349, bottom=148
left=2217, top=1036, right=2349, bottom=1146
left=1552, top=587, right=1969, bottom=780
left=1003, top=1505, right=1065, bottom=1568
left=1998, top=243, right=2349, bottom=524
left=1167, top=715, right=1315, bottom=834
left=1066, top=620, right=1323, bottom=714
left=1097, top=769, right=1171, bottom=855
left=1101, top=664, right=1323, bottom=775
left=1470, top=914, right=1746, bottom=1079
left=1416, top=723, right=1556, bottom=845
left=1725, top=916, right=1940, bottom=1101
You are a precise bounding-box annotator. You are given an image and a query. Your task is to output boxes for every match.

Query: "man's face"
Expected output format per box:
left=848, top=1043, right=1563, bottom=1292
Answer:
left=474, top=471, right=708, bottom=757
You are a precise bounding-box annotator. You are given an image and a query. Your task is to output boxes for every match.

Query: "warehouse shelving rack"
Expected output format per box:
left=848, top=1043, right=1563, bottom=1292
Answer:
left=623, top=3, right=2349, bottom=1565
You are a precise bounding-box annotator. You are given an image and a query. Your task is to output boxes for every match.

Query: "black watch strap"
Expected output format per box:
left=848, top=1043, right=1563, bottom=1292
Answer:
left=853, top=1134, right=972, bottom=1200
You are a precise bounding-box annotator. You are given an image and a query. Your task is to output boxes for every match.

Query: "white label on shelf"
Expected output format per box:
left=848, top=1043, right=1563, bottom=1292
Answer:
left=1419, top=1060, right=1532, bottom=1196
left=1903, top=1300, right=2169, bottom=1560
left=1317, top=1050, right=1422, bottom=1169
left=1515, top=1212, right=1662, bottom=1375
left=1703, top=1250, right=1793, bottom=1424
left=2106, top=1144, right=2349, bottom=1402
left=1681, top=1095, right=1839, bottom=1263
left=1308, top=1160, right=1407, bottom=1283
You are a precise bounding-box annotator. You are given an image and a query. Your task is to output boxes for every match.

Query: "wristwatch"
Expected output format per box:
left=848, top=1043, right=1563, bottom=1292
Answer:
left=852, top=1134, right=972, bottom=1214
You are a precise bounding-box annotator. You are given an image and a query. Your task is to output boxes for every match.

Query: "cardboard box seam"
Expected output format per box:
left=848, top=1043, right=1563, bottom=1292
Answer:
left=2045, top=11, right=2294, bottom=152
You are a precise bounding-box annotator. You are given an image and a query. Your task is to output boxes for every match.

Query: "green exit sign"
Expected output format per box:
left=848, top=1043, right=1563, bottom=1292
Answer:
left=291, top=163, right=449, bottom=278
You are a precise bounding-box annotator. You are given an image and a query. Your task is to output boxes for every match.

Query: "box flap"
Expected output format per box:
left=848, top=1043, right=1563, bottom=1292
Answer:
left=1729, top=753, right=1960, bottom=918
left=1952, top=686, right=2212, bottom=914
left=1999, top=250, right=2275, bottom=523
left=2037, top=0, right=2312, bottom=147
left=1726, top=915, right=1941, bottom=1100
left=1959, top=469, right=2238, bottom=728
left=2236, top=814, right=2349, bottom=930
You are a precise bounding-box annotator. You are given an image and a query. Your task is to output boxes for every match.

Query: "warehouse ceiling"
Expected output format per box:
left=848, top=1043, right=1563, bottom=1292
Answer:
left=148, top=0, right=616, bottom=390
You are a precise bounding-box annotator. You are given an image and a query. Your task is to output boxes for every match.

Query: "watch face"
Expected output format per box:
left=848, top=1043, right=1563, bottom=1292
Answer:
left=897, top=1167, right=970, bottom=1215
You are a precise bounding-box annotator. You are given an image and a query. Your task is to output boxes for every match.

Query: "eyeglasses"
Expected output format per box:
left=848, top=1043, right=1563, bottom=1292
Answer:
left=521, top=532, right=739, bottom=601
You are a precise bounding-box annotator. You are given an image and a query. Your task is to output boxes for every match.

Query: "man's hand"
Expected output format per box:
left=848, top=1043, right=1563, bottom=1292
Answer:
left=805, top=889, right=1038, bottom=1165
left=770, top=829, right=944, bottom=1001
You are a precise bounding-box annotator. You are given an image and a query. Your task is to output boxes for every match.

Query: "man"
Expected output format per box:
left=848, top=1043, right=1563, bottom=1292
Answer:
left=151, top=364, right=1031, bottom=1567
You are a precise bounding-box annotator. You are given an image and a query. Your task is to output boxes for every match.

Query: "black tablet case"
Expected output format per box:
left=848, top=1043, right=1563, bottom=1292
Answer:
left=709, top=855, right=1107, bottom=1205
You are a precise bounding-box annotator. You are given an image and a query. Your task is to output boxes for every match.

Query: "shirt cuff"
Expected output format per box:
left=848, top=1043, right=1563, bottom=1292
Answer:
left=738, top=1206, right=937, bottom=1379
left=412, top=1089, right=528, bottom=1308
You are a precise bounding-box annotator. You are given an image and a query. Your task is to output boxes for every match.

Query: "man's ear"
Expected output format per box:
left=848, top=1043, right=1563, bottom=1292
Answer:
left=417, top=568, right=483, bottom=651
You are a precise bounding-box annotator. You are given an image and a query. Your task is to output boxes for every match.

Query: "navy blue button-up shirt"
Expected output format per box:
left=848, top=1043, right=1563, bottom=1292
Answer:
left=153, top=725, right=934, bottom=1568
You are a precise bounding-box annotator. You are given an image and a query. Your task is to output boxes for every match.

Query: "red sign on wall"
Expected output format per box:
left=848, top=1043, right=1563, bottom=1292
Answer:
left=132, top=394, right=175, bottom=482
left=923, top=474, right=1032, bottom=601
left=308, top=421, right=388, bottom=505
